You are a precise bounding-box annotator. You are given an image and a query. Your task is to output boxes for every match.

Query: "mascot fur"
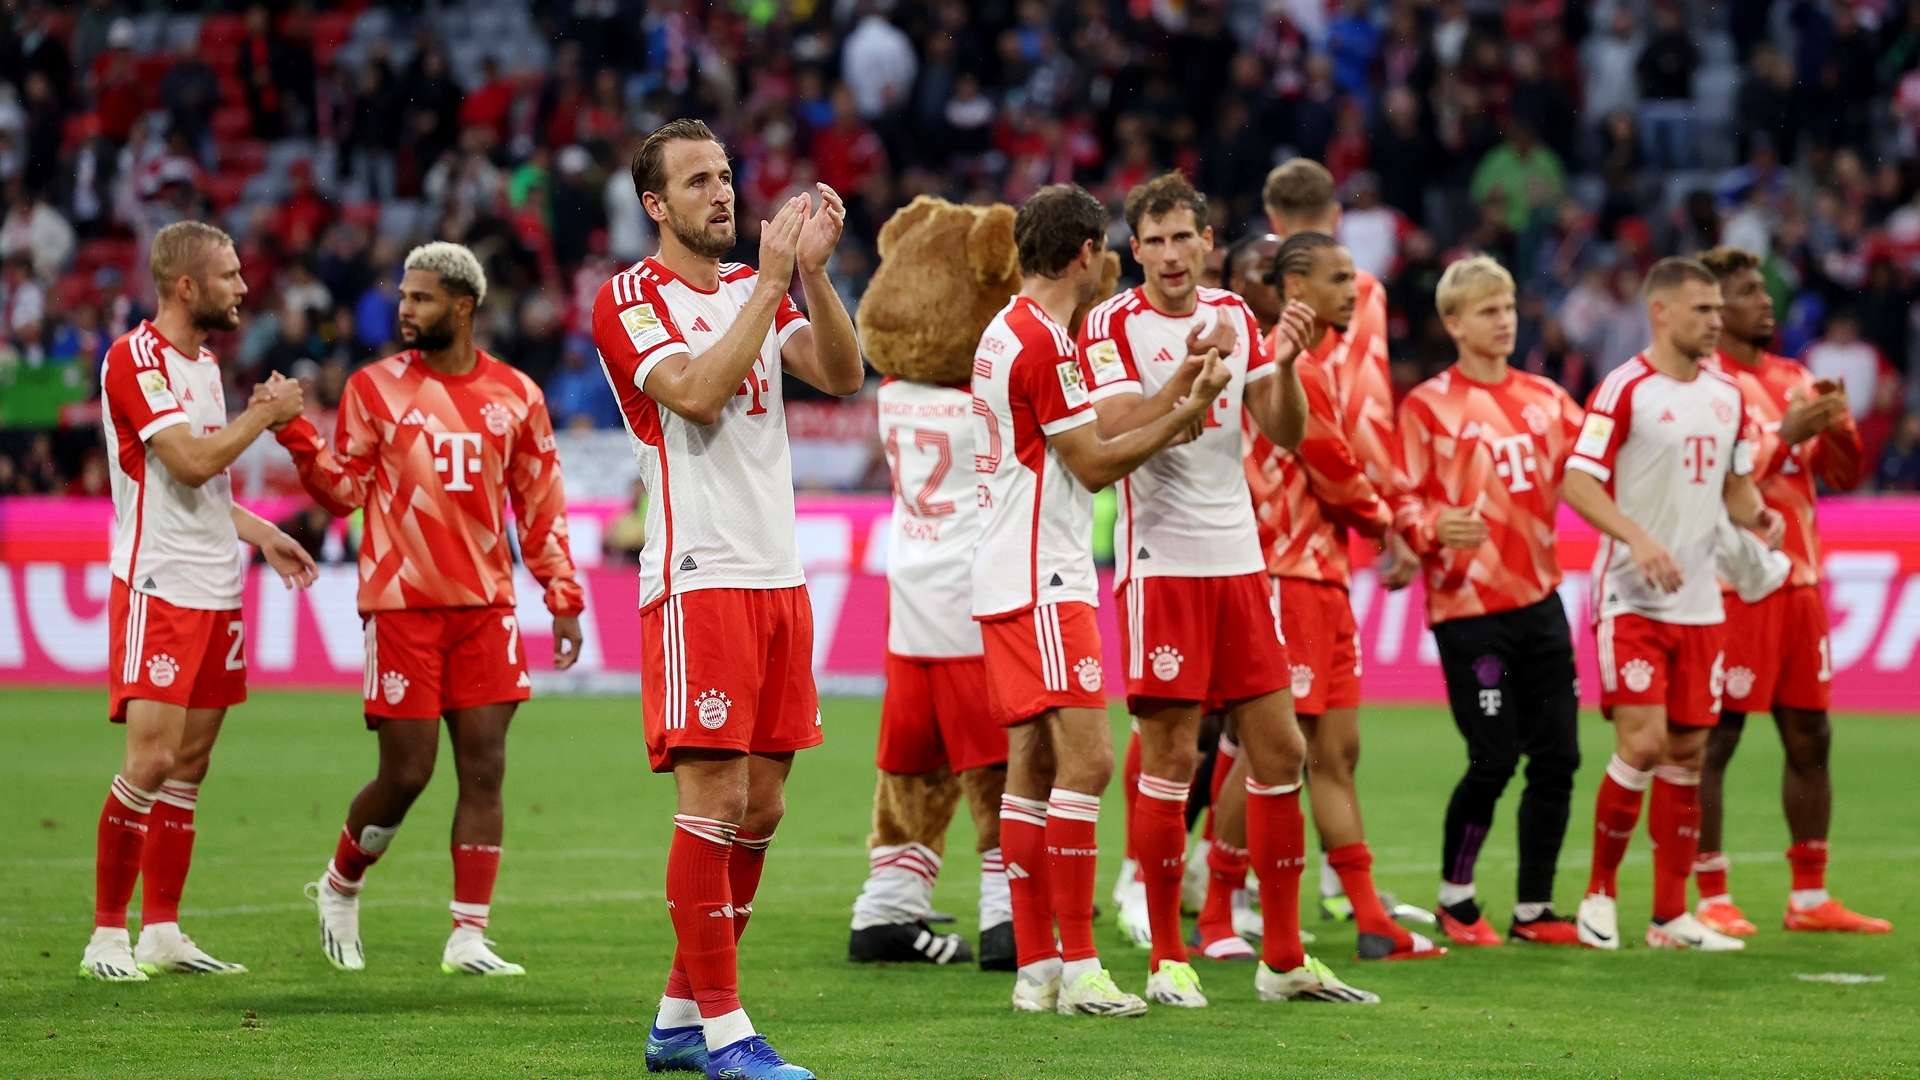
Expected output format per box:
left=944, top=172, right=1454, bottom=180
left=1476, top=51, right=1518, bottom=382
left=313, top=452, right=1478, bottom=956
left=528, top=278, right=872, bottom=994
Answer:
left=846, top=195, right=1117, bottom=968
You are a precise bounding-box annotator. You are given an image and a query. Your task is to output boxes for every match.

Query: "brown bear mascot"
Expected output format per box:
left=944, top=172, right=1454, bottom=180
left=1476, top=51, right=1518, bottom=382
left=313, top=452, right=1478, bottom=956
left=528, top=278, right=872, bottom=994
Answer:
left=847, top=195, right=1115, bottom=968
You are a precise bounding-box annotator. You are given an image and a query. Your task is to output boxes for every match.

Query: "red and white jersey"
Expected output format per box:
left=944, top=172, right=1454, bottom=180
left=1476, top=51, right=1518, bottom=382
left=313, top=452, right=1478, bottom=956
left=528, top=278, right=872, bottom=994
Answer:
left=1395, top=366, right=1585, bottom=624
left=1078, top=285, right=1273, bottom=585
left=970, top=295, right=1099, bottom=619
left=1707, top=350, right=1865, bottom=587
left=100, top=321, right=243, bottom=610
left=1331, top=268, right=1403, bottom=497
left=1568, top=356, right=1757, bottom=626
left=879, top=378, right=982, bottom=658
left=593, top=256, right=811, bottom=610
left=276, top=350, right=583, bottom=615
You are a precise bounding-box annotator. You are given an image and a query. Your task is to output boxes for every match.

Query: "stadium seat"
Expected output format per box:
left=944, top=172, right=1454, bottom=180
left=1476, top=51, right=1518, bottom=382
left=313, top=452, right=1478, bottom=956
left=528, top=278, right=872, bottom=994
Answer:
left=212, top=106, right=252, bottom=142
left=199, top=14, right=246, bottom=51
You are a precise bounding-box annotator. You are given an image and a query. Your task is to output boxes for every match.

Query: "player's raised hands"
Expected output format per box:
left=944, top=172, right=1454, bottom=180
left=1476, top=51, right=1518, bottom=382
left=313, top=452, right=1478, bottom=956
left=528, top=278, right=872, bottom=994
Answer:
left=1270, top=300, right=1318, bottom=363
left=1190, top=347, right=1231, bottom=403
left=551, top=613, right=583, bottom=671
left=758, top=193, right=807, bottom=284
left=258, top=528, right=319, bottom=590
left=1629, top=533, right=1684, bottom=593
left=796, top=182, right=846, bottom=275
left=1435, top=505, right=1489, bottom=549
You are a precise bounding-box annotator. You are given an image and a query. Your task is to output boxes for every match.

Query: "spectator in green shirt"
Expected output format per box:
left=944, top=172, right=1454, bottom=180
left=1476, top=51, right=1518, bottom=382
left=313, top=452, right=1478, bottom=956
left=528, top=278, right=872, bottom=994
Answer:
left=1470, top=121, right=1568, bottom=233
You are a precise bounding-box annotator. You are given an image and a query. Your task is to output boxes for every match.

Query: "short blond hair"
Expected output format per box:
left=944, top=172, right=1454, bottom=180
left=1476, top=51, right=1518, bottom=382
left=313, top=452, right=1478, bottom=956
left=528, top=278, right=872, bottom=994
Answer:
left=149, top=221, right=233, bottom=290
left=1262, top=159, right=1335, bottom=224
left=1434, top=254, right=1515, bottom=318
left=404, top=241, right=487, bottom=306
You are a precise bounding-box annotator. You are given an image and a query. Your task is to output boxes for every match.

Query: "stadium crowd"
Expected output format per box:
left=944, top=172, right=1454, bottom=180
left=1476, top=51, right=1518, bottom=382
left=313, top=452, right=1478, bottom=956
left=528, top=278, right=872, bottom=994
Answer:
left=5, top=0, right=1920, bottom=493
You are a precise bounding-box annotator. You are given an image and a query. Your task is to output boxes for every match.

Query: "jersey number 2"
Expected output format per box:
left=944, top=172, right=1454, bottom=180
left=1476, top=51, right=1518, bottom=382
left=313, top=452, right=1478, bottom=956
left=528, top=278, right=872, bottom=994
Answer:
left=886, top=427, right=957, bottom=517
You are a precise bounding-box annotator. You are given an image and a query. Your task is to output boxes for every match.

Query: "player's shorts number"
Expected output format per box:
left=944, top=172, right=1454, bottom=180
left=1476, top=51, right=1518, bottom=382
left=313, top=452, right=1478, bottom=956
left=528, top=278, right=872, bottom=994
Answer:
left=502, top=615, right=519, bottom=665
left=224, top=621, right=245, bottom=671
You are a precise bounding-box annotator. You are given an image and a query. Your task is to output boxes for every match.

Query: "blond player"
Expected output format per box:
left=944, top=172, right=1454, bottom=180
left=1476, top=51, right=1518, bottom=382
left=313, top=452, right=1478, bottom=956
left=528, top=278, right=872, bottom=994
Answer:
left=82, top=221, right=315, bottom=981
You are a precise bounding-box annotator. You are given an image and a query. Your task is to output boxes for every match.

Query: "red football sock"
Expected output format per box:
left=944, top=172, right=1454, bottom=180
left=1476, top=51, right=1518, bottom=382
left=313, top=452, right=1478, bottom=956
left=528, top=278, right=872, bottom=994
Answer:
left=1046, top=788, right=1101, bottom=964
left=1203, top=737, right=1239, bottom=842
left=95, top=776, right=155, bottom=929
left=451, top=843, right=502, bottom=931
left=326, top=824, right=391, bottom=897
left=1649, top=768, right=1700, bottom=923
left=1196, top=838, right=1250, bottom=942
left=665, top=815, right=739, bottom=1019
left=1121, top=731, right=1141, bottom=861
left=1694, top=851, right=1730, bottom=901
left=1786, top=839, right=1828, bottom=893
left=1132, top=775, right=1190, bottom=971
left=140, top=780, right=198, bottom=925
left=1586, top=755, right=1651, bottom=898
left=1327, top=841, right=1408, bottom=946
left=729, top=832, right=771, bottom=941
left=1245, top=779, right=1306, bottom=973
left=999, top=794, right=1056, bottom=968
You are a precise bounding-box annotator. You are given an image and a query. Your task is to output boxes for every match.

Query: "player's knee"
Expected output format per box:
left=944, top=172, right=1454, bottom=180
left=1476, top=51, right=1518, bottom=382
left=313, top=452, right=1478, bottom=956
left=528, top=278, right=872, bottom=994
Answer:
left=1523, top=747, right=1579, bottom=792
left=741, top=797, right=786, bottom=837
left=169, top=746, right=214, bottom=785
left=1663, top=740, right=1707, bottom=772
left=124, top=744, right=177, bottom=790
left=458, top=753, right=507, bottom=797
left=383, top=755, right=437, bottom=798
left=1145, top=742, right=1201, bottom=785
left=1781, top=712, right=1831, bottom=773
left=1465, top=750, right=1520, bottom=789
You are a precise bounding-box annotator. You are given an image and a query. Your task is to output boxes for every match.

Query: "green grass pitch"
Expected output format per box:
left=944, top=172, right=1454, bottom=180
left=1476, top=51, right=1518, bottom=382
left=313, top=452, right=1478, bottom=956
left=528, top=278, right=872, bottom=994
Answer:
left=2, top=689, right=1916, bottom=1078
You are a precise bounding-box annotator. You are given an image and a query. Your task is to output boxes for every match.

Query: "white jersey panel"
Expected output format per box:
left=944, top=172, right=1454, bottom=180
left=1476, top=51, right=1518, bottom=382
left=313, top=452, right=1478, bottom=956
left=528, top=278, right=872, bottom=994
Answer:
left=879, top=381, right=983, bottom=657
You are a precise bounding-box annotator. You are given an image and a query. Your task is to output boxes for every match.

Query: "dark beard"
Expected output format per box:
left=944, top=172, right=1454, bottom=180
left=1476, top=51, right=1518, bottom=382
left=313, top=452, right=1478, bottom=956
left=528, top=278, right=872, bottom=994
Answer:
left=667, top=206, right=735, bottom=259
left=407, top=318, right=456, bottom=352
left=192, top=303, right=240, bottom=332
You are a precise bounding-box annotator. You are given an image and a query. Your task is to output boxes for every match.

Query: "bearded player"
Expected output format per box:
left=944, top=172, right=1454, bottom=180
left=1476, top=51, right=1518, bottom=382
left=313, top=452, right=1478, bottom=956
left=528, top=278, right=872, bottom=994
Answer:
left=976, top=183, right=1231, bottom=1017
left=81, top=220, right=315, bottom=981
left=1395, top=256, right=1585, bottom=947
left=1246, top=232, right=1445, bottom=961
left=278, top=242, right=584, bottom=978
left=1078, top=173, right=1375, bottom=1006
left=1563, top=257, right=1781, bottom=952
left=594, top=119, right=863, bottom=1080
left=1694, top=247, right=1888, bottom=936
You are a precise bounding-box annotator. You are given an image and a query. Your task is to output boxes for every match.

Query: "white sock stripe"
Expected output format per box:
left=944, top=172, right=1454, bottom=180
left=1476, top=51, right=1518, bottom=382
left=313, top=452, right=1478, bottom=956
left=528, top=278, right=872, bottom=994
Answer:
left=1000, top=806, right=1048, bottom=828
left=1606, top=754, right=1654, bottom=791
left=1047, top=788, right=1100, bottom=808
left=1047, top=789, right=1101, bottom=822
left=733, top=833, right=774, bottom=852
left=1653, top=765, right=1701, bottom=786
left=1694, top=852, right=1731, bottom=872
left=1245, top=778, right=1301, bottom=797
left=1000, top=793, right=1048, bottom=814
left=672, top=814, right=737, bottom=846
left=1136, top=775, right=1191, bottom=802
left=154, top=784, right=199, bottom=810
left=110, top=775, right=157, bottom=812
left=450, top=901, right=491, bottom=916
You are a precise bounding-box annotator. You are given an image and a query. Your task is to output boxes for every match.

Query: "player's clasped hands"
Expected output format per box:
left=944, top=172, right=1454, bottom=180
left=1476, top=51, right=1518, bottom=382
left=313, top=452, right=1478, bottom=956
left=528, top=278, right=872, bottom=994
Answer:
left=1781, top=380, right=1850, bottom=445
left=758, top=193, right=808, bottom=283
left=251, top=371, right=305, bottom=430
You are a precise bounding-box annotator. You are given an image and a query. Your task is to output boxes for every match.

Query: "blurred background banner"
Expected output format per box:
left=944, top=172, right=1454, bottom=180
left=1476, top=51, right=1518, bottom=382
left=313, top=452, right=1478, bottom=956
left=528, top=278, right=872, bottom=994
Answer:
left=5, top=494, right=1918, bottom=711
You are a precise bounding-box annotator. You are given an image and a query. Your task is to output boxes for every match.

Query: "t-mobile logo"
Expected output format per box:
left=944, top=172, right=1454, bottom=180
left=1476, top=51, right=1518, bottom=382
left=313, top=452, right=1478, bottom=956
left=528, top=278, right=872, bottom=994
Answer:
left=1478, top=688, right=1502, bottom=716
left=1683, top=434, right=1717, bottom=484
left=431, top=432, right=483, bottom=492
left=1491, top=433, right=1537, bottom=492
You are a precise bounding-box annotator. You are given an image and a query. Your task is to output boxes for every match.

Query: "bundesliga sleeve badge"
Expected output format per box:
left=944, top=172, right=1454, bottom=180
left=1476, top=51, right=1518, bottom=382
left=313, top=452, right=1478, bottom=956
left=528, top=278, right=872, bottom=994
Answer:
left=1056, top=361, right=1090, bottom=408
left=1085, top=340, right=1126, bottom=386
left=1574, top=413, right=1613, bottom=458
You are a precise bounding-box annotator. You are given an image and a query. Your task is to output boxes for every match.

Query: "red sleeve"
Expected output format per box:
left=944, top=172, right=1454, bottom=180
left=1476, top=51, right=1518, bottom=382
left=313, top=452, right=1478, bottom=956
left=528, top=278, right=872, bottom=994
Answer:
left=506, top=382, right=584, bottom=616
left=1243, top=305, right=1276, bottom=382
left=102, top=336, right=188, bottom=443
left=1077, top=304, right=1142, bottom=403
left=1567, top=372, right=1636, bottom=483
left=773, top=290, right=809, bottom=347
left=1016, top=321, right=1097, bottom=437
left=1731, top=382, right=1760, bottom=477
left=1298, top=361, right=1392, bottom=536
left=592, top=274, right=690, bottom=395
left=1392, top=393, right=1443, bottom=555
left=275, top=372, right=380, bottom=515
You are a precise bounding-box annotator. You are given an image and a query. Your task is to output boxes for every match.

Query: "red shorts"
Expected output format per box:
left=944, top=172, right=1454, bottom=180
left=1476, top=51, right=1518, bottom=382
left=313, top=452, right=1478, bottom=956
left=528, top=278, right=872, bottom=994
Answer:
left=1722, top=586, right=1832, bottom=713
left=979, top=602, right=1106, bottom=727
left=1278, top=578, right=1361, bottom=716
left=1116, top=573, right=1291, bottom=713
left=640, top=586, right=821, bottom=773
left=878, top=654, right=1006, bottom=774
left=363, top=606, right=530, bottom=723
left=1596, top=613, right=1726, bottom=728
left=108, top=578, right=247, bottom=722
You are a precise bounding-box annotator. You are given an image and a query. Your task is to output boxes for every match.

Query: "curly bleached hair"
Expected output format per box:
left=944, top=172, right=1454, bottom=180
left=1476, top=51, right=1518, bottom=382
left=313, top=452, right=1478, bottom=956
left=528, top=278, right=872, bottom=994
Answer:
left=404, top=241, right=487, bottom=307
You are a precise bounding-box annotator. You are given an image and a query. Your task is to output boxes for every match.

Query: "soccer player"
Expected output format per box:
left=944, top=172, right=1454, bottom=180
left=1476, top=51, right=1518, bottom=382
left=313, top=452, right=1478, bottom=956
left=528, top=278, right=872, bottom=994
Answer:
left=975, top=182, right=1230, bottom=1017
left=847, top=364, right=1010, bottom=969
left=1260, top=160, right=1421, bottom=923
left=1563, top=257, right=1782, bottom=952
left=1245, top=232, right=1444, bottom=961
left=593, top=119, right=862, bottom=1080
left=1394, top=256, right=1584, bottom=947
left=1079, top=172, right=1377, bottom=1007
left=81, top=220, right=316, bottom=981
left=278, top=242, right=584, bottom=978
left=1694, top=247, right=1889, bottom=935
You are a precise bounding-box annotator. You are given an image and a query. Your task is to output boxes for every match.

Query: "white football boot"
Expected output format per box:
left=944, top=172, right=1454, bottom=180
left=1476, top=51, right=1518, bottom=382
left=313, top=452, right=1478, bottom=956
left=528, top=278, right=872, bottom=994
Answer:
left=305, top=879, right=366, bottom=971
left=78, top=927, right=148, bottom=982
left=134, top=923, right=246, bottom=975
left=1144, top=960, right=1209, bottom=1008
left=1645, top=912, right=1747, bottom=952
left=1254, top=955, right=1379, bottom=1004
left=441, top=928, right=526, bottom=975
left=1576, top=893, right=1620, bottom=951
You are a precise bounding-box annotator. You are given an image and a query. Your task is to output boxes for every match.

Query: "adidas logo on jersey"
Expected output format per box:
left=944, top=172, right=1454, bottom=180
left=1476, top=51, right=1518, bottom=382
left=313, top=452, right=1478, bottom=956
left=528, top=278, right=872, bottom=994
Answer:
left=516, top=671, right=531, bottom=689
left=140, top=576, right=157, bottom=590
left=401, top=408, right=429, bottom=426
left=1658, top=408, right=1677, bottom=424
left=679, top=555, right=698, bottom=571
left=1005, top=862, right=1031, bottom=881
left=1137, top=546, right=1150, bottom=560
left=1048, top=572, right=1064, bottom=587
left=689, top=316, right=714, bottom=332
left=1152, top=347, right=1176, bottom=365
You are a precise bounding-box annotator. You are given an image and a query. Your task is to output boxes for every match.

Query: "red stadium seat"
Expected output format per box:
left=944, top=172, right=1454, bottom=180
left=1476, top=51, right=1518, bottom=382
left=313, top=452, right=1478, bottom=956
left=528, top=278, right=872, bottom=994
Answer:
left=212, top=106, right=252, bottom=141
left=219, top=139, right=268, bottom=177
left=199, top=15, right=247, bottom=51
left=204, top=171, right=250, bottom=211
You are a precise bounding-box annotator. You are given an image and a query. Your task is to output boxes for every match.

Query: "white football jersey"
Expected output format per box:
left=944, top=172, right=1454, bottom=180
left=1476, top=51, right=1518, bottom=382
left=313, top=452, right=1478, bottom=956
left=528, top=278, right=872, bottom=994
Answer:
left=879, top=379, right=982, bottom=657
left=593, top=257, right=811, bottom=608
left=970, top=296, right=1099, bottom=619
left=1568, top=356, right=1756, bottom=625
left=1078, top=286, right=1273, bottom=584
left=100, top=321, right=244, bottom=610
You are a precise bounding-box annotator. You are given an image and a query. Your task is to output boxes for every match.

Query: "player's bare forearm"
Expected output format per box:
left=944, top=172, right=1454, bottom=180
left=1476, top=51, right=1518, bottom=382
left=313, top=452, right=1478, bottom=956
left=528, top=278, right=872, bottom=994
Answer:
left=148, top=405, right=277, bottom=488
left=649, top=281, right=787, bottom=424
left=787, top=268, right=864, bottom=396
left=229, top=504, right=279, bottom=546
left=1054, top=401, right=1206, bottom=491
left=1248, top=361, right=1306, bottom=450
left=1091, top=372, right=1197, bottom=438
left=1722, top=471, right=1767, bottom=528
left=1563, top=469, right=1652, bottom=546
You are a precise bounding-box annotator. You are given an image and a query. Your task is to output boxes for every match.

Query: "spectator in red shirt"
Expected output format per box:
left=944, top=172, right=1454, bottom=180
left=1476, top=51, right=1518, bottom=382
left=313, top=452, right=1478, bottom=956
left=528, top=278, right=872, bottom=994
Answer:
left=460, top=56, right=518, bottom=143
left=274, top=161, right=334, bottom=251
left=810, top=85, right=887, bottom=197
